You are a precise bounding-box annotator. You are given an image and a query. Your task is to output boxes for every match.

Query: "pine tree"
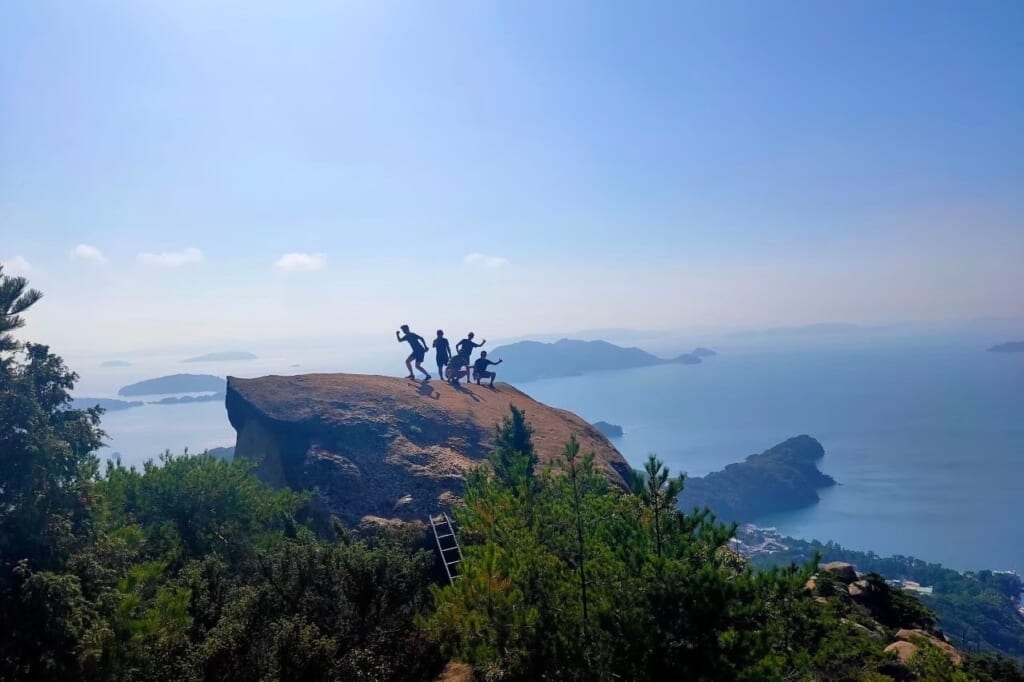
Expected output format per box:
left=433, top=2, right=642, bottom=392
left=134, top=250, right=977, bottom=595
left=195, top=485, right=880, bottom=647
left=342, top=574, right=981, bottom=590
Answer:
left=0, top=263, right=43, bottom=358
left=634, top=454, right=685, bottom=557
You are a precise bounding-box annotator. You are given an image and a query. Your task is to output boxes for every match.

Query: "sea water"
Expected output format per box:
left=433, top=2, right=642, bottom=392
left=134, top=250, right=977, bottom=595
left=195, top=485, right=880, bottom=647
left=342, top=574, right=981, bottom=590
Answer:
left=519, top=346, right=1024, bottom=573
left=86, top=344, right=1023, bottom=572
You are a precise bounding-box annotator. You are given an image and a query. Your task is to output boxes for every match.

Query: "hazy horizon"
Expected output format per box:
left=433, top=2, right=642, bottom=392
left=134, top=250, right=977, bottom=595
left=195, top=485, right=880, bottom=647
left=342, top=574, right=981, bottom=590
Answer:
left=3, top=2, right=1023, bottom=356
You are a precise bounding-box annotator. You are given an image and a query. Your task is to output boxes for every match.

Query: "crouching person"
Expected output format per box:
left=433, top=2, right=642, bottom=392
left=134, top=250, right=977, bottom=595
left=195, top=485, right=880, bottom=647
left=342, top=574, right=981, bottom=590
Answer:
left=472, top=351, right=503, bottom=388
left=446, top=355, right=470, bottom=385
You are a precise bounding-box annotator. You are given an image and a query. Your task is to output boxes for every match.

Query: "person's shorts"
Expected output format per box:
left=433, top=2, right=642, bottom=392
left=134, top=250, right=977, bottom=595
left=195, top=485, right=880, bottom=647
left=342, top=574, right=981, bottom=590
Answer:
left=410, top=349, right=426, bottom=363
left=475, top=370, right=496, bottom=380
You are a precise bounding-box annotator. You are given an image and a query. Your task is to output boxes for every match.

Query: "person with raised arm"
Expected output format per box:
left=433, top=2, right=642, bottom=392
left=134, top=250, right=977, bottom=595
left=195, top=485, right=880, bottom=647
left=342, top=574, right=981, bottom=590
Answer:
left=396, top=325, right=431, bottom=380
left=472, top=351, right=503, bottom=388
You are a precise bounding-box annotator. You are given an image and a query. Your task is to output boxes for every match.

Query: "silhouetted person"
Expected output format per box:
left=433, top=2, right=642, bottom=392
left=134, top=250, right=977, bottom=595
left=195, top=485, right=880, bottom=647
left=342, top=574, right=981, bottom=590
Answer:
left=445, top=355, right=470, bottom=385
left=432, top=330, right=452, bottom=380
left=396, top=325, right=430, bottom=380
left=456, top=332, right=485, bottom=363
left=473, top=351, right=503, bottom=388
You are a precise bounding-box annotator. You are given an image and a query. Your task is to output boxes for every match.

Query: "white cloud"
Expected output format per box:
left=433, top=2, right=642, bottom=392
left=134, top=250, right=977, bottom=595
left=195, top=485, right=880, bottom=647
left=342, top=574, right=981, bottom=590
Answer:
left=463, top=252, right=510, bottom=269
left=2, top=255, right=33, bottom=276
left=71, top=244, right=108, bottom=265
left=273, top=252, right=327, bottom=272
left=137, top=247, right=203, bottom=267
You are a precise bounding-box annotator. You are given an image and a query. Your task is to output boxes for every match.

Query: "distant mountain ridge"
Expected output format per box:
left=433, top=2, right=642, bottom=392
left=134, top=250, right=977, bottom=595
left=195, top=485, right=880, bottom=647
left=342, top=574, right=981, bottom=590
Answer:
left=489, top=338, right=711, bottom=382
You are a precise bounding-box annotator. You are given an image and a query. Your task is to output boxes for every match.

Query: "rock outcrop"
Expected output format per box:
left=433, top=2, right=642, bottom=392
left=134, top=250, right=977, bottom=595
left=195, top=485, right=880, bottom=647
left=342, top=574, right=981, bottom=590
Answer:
left=226, top=374, right=632, bottom=524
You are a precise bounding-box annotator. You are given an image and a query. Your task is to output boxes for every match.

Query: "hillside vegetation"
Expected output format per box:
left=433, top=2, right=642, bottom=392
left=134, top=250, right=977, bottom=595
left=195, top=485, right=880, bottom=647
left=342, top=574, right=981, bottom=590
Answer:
left=2, top=267, right=1022, bottom=681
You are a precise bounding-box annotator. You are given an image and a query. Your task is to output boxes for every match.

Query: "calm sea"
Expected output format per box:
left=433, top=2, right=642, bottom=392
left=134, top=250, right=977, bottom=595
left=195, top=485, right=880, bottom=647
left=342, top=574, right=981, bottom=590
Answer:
left=88, top=345, right=1024, bottom=572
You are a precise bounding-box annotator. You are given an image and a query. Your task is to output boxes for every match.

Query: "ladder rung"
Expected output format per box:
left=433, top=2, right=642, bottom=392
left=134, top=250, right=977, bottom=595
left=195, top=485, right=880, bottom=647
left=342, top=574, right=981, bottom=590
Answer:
left=435, top=532, right=454, bottom=539
left=441, top=546, right=460, bottom=553
left=445, top=560, right=461, bottom=566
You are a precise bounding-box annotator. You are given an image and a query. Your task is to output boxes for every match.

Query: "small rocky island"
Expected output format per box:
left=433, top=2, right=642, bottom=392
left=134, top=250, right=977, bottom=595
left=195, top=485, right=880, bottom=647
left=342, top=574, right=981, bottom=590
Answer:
left=678, top=435, right=835, bottom=522
left=591, top=421, right=624, bottom=438
left=988, top=341, right=1024, bottom=353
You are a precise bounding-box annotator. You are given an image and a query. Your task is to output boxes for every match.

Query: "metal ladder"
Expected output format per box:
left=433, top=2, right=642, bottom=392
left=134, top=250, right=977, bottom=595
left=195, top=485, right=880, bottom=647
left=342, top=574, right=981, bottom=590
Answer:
left=429, top=512, right=464, bottom=584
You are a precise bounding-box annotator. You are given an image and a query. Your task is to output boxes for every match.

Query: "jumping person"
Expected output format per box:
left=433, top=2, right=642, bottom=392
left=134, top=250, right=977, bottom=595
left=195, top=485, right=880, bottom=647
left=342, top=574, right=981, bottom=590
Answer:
left=396, top=325, right=431, bottom=380
left=456, top=332, right=485, bottom=363
left=473, top=351, right=503, bottom=388
left=432, top=330, right=452, bottom=380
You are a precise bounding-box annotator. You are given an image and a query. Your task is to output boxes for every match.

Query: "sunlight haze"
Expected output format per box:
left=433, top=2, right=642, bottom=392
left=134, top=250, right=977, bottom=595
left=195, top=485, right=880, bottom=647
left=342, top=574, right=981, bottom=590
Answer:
left=2, top=1, right=1022, bottom=355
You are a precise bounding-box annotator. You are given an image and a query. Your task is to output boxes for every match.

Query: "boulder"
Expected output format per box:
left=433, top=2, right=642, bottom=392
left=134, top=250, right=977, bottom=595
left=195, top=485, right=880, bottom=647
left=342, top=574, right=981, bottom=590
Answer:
left=884, top=640, right=919, bottom=665
left=895, top=629, right=963, bottom=666
left=821, top=561, right=858, bottom=583
left=227, top=374, right=632, bottom=523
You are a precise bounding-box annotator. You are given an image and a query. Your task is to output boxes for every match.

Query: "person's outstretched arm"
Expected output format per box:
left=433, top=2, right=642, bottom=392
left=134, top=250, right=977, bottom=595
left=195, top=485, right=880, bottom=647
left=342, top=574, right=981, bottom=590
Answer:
left=396, top=331, right=404, bottom=342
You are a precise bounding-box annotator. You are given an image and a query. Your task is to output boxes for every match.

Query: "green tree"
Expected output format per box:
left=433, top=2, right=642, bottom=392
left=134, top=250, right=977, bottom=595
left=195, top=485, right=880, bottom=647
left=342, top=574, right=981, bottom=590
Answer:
left=0, top=263, right=43, bottom=356
left=632, top=454, right=685, bottom=556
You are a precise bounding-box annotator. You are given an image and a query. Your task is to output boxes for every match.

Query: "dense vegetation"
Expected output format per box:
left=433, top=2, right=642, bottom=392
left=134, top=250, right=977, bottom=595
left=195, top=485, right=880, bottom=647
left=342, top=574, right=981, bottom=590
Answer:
left=751, top=538, right=1024, bottom=660
left=2, top=266, right=1022, bottom=680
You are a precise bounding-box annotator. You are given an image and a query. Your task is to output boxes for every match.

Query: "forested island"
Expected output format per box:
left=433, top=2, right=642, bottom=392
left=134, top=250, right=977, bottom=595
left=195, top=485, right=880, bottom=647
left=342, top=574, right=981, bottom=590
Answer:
left=148, top=392, right=226, bottom=405
left=678, top=435, right=836, bottom=521
left=490, top=338, right=711, bottom=382
left=118, top=373, right=226, bottom=396
left=71, top=397, right=143, bottom=411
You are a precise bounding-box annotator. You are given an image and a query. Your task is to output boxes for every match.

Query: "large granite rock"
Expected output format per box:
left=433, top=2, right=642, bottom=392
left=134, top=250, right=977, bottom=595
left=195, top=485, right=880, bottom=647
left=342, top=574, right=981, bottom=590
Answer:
left=226, top=374, right=632, bottom=523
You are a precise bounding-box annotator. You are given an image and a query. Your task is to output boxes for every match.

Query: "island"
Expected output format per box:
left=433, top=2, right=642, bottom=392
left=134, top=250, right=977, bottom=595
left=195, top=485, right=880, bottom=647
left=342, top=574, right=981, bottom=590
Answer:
left=691, top=347, right=717, bottom=357
left=148, top=392, right=226, bottom=405
left=591, top=421, right=624, bottom=438
left=988, top=341, right=1024, bottom=353
left=100, top=360, right=133, bottom=368
left=677, top=435, right=836, bottom=522
left=71, top=397, right=143, bottom=411
left=488, top=338, right=712, bottom=382
left=204, top=446, right=234, bottom=461
left=183, top=351, right=258, bottom=363
left=118, top=374, right=226, bottom=397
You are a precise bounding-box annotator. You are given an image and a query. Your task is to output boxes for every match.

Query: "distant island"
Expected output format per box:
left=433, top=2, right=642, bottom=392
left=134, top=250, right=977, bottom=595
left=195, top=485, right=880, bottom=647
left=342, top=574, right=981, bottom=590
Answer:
left=148, top=392, right=225, bottom=405
left=691, top=347, right=717, bottom=357
left=592, top=421, right=623, bottom=438
left=71, top=397, right=143, bottom=411
left=678, top=435, right=836, bottom=521
left=100, top=360, right=132, bottom=368
left=988, top=341, right=1024, bottom=353
left=183, top=351, right=258, bottom=363
left=204, top=445, right=234, bottom=461
left=119, top=374, right=226, bottom=396
left=489, top=339, right=713, bottom=382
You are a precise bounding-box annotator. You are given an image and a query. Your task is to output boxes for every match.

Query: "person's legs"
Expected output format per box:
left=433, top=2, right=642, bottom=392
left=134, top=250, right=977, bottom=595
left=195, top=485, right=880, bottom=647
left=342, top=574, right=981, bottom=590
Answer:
left=414, top=351, right=430, bottom=379
left=405, top=355, right=415, bottom=378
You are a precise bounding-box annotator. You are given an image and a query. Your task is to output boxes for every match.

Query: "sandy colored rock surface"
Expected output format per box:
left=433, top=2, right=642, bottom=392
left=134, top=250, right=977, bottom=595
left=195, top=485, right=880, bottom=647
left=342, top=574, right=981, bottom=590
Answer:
left=227, top=373, right=632, bottom=523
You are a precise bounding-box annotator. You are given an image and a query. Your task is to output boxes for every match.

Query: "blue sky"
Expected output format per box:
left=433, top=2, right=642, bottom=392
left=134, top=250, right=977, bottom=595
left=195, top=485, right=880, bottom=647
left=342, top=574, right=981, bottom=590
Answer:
left=2, top=1, right=1022, bottom=354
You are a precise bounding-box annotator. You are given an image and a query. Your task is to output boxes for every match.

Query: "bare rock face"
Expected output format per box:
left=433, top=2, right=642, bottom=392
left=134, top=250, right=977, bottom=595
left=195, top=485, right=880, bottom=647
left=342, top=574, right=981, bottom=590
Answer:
left=226, top=374, right=632, bottom=524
